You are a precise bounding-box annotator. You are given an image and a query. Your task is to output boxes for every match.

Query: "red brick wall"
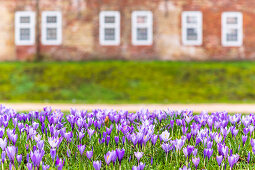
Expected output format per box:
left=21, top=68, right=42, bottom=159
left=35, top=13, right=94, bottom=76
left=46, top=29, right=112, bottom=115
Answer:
left=1, top=0, right=255, bottom=61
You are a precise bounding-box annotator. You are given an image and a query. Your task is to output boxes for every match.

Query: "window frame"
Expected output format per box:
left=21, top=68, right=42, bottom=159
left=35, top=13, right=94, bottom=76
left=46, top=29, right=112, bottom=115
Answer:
left=15, top=11, right=35, bottom=46
left=222, top=12, right=243, bottom=47
left=41, top=11, right=62, bottom=45
left=132, top=11, right=153, bottom=46
left=99, top=11, right=120, bottom=46
left=182, top=11, right=203, bottom=46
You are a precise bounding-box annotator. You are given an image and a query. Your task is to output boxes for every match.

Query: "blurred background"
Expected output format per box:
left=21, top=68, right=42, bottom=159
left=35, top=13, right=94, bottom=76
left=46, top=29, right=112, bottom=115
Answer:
left=1, top=0, right=254, bottom=111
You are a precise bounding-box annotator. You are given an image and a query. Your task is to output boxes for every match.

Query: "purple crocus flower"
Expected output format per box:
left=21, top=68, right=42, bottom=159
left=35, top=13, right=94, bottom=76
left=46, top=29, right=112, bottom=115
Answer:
left=193, top=149, right=198, bottom=157
left=151, top=135, right=158, bottom=145
left=86, top=150, right=93, bottom=161
left=243, top=128, right=249, bottom=136
left=6, top=146, right=16, bottom=164
left=242, top=135, right=248, bottom=146
left=27, top=163, right=33, bottom=170
left=134, top=151, right=143, bottom=163
left=78, top=144, right=86, bottom=155
left=104, top=151, right=112, bottom=166
left=30, top=149, right=44, bottom=168
left=131, top=134, right=138, bottom=146
left=247, top=152, right=251, bottom=163
left=162, top=143, right=172, bottom=154
left=48, top=137, right=59, bottom=148
left=93, top=160, right=102, bottom=170
left=111, top=150, right=117, bottom=165
left=251, top=138, right=255, bottom=148
left=192, top=157, right=200, bottom=169
left=0, top=138, right=7, bottom=150
left=37, top=140, right=44, bottom=151
left=42, top=162, right=50, bottom=170
left=50, top=149, right=56, bottom=162
left=55, top=157, right=64, bottom=170
left=114, top=136, right=119, bottom=145
left=87, top=129, right=95, bottom=140
left=67, top=149, right=71, bottom=158
left=175, top=139, right=185, bottom=151
left=78, top=131, right=85, bottom=141
left=228, top=154, right=239, bottom=169
left=106, top=135, right=111, bottom=146
left=1, top=151, right=5, bottom=164
left=160, top=130, right=170, bottom=142
left=16, top=154, right=22, bottom=165
left=139, top=162, right=145, bottom=170
left=187, top=145, right=194, bottom=159
left=116, top=148, right=125, bottom=164
left=216, top=155, right=223, bottom=167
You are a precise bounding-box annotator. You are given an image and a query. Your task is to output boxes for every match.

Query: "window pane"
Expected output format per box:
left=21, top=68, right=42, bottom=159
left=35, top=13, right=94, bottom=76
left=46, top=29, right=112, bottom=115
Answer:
left=227, top=28, right=238, bottom=41
left=227, top=17, right=238, bottom=24
left=104, top=28, right=115, bottom=40
left=105, top=16, right=115, bottom=24
left=137, top=16, right=147, bottom=24
left=137, top=28, right=148, bottom=41
left=47, top=28, right=57, bottom=40
left=20, top=28, right=30, bottom=40
left=47, top=16, right=57, bottom=23
left=187, top=16, right=197, bottom=24
left=187, top=28, right=198, bottom=40
left=20, top=16, right=30, bottom=24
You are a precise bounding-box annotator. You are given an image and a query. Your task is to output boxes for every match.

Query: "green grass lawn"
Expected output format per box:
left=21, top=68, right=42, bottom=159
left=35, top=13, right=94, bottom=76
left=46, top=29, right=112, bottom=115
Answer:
left=1, top=61, right=255, bottom=104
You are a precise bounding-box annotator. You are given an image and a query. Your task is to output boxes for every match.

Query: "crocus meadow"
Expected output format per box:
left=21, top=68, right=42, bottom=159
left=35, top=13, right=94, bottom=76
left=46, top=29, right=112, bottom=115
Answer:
left=0, top=105, right=254, bottom=169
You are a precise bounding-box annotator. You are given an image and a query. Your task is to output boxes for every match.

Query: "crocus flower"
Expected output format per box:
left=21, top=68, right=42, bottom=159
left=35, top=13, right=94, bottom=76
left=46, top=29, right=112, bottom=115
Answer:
left=27, top=163, right=33, bottom=170
left=48, top=137, right=59, bottom=148
left=116, top=148, right=125, bottom=164
left=216, top=155, right=223, bottom=167
left=78, top=131, right=85, bottom=141
left=151, top=135, right=158, bottom=145
left=247, top=152, right=250, bottom=164
left=16, top=154, right=22, bottom=165
left=192, top=157, right=200, bottom=169
left=228, top=154, right=239, bottom=169
left=1, top=151, right=5, bottom=164
left=162, top=143, right=172, bottom=154
left=78, top=144, right=86, bottom=155
left=104, top=151, right=112, bottom=166
left=114, top=136, right=119, bottom=145
left=111, top=150, right=117, bottom=165
left=55, top=157, right=64, bottom=170
left=30, top=149, right=44, bottom=168
left=93, top=160, right=102, bottom=170
left=214, top=134, right=222, bottom=143
left=175, top=139, right=185, bottom=151
left=139, top=162, right=145, bottom=170
left=0, top=138, right=7, bottom=150
left=242, top=135, right=248, bottom=146
left=50, top=149, right=56, bottom=162
left=86, top=151, right=93, bottom=161
left=37, top=140, right=44, bottom=151
left=160, top=130, right=170, bottom=142
left=134, top=151, right=143, bottom=162
left=187, top=145, right=194, bottom=159
left=6, top=146, right=16, bottom=164
left=87, top=129, right=95, bottom=140
left=42, top=162, right=50, bottom=170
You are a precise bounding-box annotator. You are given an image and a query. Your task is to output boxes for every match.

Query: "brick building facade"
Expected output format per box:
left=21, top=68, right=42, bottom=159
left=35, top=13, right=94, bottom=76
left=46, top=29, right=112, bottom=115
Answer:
left=1, top=0, right=255, bottom=61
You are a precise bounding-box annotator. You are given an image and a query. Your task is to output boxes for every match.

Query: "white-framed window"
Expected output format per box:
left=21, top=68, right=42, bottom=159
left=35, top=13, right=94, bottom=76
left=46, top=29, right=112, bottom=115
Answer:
left=222, top=12, right=243, bottom=47
left=182, top=11, right=202, bottom=46
left=132, top=11, right=153, bottom=45
left=15, top=11, right=35, bottom=46
left=42, top=11, right=62, bottom=45
left=99, top=11, right=120, bottom=46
